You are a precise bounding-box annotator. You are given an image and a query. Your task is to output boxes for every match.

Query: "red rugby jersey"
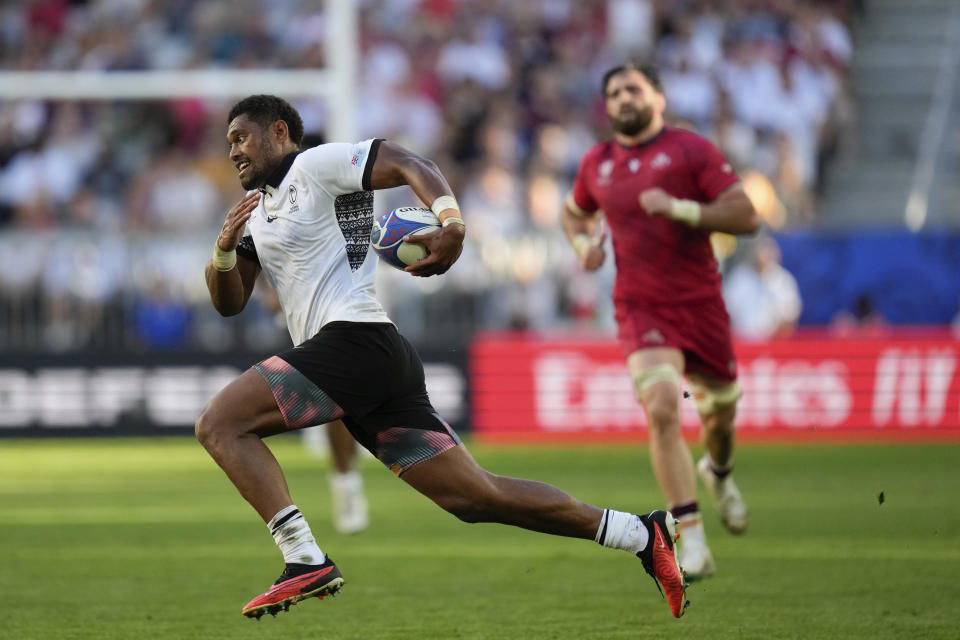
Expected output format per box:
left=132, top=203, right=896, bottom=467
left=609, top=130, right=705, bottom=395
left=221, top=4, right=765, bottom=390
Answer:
left=570, top=126, right=739, bottom=305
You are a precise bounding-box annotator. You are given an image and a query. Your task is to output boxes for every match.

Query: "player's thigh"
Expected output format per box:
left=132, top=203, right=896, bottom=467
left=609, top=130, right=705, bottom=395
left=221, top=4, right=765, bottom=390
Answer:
left=626, top=346, right=684, bottom=374
left=198, top=367, right=287, bottom=439
left=400, top=444, right=496, bottom=505
left=626, top=347, right=685, bottom=403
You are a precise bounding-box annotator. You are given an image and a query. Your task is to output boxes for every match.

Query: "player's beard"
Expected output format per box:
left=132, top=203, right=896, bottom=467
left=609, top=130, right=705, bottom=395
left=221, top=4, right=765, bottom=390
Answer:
left=238, top=139, right=277, bottom=190
left=610, top=105, right=654, bottom=137
left=238, top=158, right=263, bottom=190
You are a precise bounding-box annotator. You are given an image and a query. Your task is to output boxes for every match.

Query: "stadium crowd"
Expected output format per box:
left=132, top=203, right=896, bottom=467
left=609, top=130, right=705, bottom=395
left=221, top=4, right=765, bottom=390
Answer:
left=0, top=0, right=856, bottom=351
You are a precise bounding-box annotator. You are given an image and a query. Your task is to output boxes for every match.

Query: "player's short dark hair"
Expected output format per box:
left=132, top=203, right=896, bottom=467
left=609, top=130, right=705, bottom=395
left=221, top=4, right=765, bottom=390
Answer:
left=300, top=131, right=326, bottom=149
left=228, top=95, right=304, bottom=146
left=601, top=62, right=663, bottom=95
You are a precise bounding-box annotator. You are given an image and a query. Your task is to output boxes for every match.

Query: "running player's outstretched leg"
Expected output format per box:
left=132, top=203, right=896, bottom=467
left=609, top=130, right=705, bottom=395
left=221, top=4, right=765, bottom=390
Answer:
left=689, top=374, right=748, bottom=536
left=195, top=368, right=344, bottom=619
left=628, top=350, right=714, bottom=581
left=401, top=444, right=690, bottom=618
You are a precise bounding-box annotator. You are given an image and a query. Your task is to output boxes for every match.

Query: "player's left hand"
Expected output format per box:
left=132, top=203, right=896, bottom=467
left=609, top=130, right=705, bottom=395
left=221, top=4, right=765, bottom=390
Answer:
left=639, top=188, right=672, bottom=217
left=402, top=223, right=466, bottom=277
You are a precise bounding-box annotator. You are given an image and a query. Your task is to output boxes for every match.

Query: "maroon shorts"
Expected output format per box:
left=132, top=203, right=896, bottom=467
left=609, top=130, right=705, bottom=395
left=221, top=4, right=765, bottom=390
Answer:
left=614, top=293, right=737, bottom=382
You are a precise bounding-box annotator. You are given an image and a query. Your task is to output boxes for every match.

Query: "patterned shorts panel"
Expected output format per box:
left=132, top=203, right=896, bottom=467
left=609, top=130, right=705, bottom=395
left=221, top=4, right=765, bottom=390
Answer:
left=372, top=418, right=463, bottom=476
left=254, top=356, right=345, bottom=429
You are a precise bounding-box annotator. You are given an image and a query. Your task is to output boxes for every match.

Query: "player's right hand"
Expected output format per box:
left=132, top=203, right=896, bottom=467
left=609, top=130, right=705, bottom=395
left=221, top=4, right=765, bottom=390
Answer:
left=402, top=222, right=465, bottom=277
left=577, top=227, right=607, bottom=271
left=217, top=191, right=260, bottom=251
left=580, top=242, right=606, bottom=271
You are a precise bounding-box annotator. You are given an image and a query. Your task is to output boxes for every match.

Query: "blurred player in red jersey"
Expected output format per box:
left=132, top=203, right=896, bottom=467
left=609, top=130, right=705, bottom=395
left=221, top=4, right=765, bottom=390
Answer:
left=563, top=63, right=759, bottom=580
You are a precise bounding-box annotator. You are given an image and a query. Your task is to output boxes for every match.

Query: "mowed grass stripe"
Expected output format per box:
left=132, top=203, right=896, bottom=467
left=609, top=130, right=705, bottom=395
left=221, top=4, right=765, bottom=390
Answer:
left=1, top=437, right=958, bottom=640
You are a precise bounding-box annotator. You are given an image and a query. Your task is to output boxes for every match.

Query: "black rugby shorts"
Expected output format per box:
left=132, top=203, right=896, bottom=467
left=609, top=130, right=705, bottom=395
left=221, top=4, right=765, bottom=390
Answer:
left=254, top=321, right=461, bottom=475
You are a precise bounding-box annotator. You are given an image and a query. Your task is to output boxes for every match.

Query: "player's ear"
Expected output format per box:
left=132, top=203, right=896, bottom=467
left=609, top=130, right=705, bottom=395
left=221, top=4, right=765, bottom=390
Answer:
left=654, top=91, right=667, bottom=114
left=272, top=119, right=289, bottom=144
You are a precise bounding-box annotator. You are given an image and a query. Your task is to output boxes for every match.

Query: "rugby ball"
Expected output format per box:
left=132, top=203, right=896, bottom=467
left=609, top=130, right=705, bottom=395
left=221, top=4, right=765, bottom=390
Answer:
left=370, top=206, right=441, bottom=270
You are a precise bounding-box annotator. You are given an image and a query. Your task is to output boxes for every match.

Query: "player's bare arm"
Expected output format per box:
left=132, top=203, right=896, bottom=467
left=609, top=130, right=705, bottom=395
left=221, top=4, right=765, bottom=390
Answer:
left=561, top=202, right=607, bottom=271
left=640, top=184, right=759, bottom=235
left=205, top=191, right=262, bottom=316
left=367, top=141, right=465, bottom=277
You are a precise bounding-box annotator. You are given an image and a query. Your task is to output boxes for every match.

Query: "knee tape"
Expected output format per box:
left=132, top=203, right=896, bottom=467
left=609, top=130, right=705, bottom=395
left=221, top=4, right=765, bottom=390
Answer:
left=632, top=363, right=683, bottom=400
left=688, top=380, right=742, bottom=415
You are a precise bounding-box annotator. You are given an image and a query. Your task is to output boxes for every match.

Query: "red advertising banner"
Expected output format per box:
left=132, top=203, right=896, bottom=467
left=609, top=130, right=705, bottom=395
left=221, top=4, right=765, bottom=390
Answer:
left=471, top=331, right=960, bottom=443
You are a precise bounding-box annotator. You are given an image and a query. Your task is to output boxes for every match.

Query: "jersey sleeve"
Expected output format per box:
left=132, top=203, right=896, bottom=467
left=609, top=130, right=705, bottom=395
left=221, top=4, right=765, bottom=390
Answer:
left=688, top=136, right=739, bottom=201
left=567, top=153, right=599, bottom=216
left=297, top=138, right=383, bottom=195
left=235, top=221, right=260, bottom=267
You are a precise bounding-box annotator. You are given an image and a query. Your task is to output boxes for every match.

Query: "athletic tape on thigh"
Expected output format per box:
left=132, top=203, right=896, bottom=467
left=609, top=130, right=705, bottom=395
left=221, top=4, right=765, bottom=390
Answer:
left=688, top=380, right=742, bottom=415
left=631, top=362, right=683, bottom=399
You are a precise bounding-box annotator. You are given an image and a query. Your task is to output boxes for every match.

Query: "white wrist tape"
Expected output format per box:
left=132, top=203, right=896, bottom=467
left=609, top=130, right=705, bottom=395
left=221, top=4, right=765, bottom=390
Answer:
left=669, top=199, right=702, bottom=226
left=431, top=195, right=460, bottom=216
left=212, top=244, right=237, bottom=271
left=441, top=216, right=466, bottom=229
left=572, top=234, right=593, bottom=259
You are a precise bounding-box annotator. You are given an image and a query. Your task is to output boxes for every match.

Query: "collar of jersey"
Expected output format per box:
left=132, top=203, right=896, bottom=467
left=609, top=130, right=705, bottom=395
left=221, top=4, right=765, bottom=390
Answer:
left=617, top=125, right=667, bottom=150
left=260, top=150, right=301, bottom=195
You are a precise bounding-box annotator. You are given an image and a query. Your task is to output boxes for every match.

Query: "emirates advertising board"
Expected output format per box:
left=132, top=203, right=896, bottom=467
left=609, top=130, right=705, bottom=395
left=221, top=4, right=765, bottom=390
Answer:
left=471, top=331, right=960, bottom=442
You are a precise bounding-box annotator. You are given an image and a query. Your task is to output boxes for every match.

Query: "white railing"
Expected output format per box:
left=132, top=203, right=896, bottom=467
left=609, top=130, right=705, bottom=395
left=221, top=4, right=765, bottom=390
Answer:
left=904, top=5, right=960, bottom=231
left=0, top=0, right=357, bottom=141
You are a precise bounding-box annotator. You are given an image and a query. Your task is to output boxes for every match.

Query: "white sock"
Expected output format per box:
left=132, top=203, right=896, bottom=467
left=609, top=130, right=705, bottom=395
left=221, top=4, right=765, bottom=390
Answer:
left=595, top=509, right=649, bottom=555
left=677, top=513, right=706, bottom=543
left=268, top=505, right=325, bottom=565
left=329, top=470, right=363, bottom=493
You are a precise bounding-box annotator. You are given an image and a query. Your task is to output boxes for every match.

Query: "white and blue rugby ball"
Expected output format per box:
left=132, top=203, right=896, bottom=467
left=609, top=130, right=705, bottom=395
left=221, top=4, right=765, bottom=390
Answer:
left=370, top=206, right=441, bottom=270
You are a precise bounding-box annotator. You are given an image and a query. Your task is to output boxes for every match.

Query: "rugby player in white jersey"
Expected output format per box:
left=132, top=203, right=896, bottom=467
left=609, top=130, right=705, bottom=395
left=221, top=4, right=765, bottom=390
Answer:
left=198, top=94, right=690, bottom=619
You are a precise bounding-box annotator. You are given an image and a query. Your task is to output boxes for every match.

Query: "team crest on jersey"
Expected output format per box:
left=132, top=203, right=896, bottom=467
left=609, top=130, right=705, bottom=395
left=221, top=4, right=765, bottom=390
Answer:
left=629, top=158, right=641, bottom=173
left=642, top=328, right=665, bottom=344
left=651, top=152, right=672, bottom=169
left=598, top=159, right=614, bottom=185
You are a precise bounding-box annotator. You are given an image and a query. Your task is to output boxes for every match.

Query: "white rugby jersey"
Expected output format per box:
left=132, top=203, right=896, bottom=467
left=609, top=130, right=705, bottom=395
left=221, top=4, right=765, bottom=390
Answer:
left=236, top=138, right=391, bottom=346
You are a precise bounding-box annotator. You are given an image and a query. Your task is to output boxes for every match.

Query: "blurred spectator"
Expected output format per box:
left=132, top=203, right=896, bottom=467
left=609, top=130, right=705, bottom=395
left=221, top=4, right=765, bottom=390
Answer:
left=0, top=0, right=859, bottom=352
left=831, top=293, right=888, bottom=337
left=723, top=236, right=802, bottom=340
left=132, top=280, right=192, bottom=349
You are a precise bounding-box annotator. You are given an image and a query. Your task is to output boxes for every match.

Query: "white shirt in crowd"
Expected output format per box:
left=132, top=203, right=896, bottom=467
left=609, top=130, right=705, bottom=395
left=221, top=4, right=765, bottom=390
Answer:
left=724, top=260, right=802, bottom=340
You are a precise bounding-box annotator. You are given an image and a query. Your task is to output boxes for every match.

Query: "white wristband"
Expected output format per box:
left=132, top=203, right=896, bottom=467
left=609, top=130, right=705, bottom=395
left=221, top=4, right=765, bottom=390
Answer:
left=669, top=199, right=702, bottom=226
left=442, top=216, right=466, bottom=229
left=572, top=234, right=592, bottom=259
left=431, top=195, right=460, bottom=217
left=212, top=244, right=237, bottom=271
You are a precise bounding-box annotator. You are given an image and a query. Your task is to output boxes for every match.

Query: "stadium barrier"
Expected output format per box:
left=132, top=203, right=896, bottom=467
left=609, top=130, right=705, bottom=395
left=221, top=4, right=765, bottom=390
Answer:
left=0, top=348, right=468, bottom=438
left=471, top=330, right=960, bottom=443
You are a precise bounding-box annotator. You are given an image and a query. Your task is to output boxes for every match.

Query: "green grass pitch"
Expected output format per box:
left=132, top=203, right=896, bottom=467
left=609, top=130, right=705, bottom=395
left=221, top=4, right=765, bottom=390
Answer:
left=1, top=436, right=958, bottom=639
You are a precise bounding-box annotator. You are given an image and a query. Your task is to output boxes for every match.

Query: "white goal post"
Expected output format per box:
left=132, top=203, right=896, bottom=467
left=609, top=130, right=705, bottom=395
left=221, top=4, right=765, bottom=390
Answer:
left=0, top=0, right=358, bottom=141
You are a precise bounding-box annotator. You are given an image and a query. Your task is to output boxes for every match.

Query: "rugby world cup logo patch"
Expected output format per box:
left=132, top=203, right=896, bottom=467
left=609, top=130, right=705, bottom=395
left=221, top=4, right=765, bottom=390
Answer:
left=287, top=184, right=300, bottom=214
left=598, top=159, right=614, bottom=185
